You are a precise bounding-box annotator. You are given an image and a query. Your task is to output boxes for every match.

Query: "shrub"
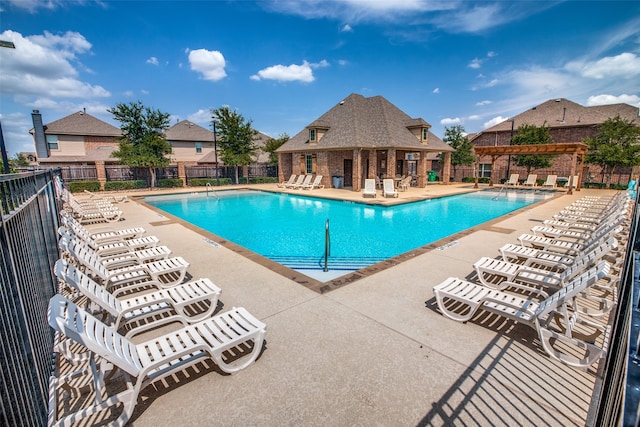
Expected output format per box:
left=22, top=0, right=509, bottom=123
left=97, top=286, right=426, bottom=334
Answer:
left=104, top=180, right=147, bottom=191
left=610, top=183, right=627, bottom=190
left=189, top=178, right=232, bottom=186
left=583, top=182, right=607, bottom=189
left=158, top=178, right=184, bottom=188
left=68, top=180, right=100, bottom=193
left=461, top=176, right=490, bottom=184
left=249, top=177, right=278, bottom=184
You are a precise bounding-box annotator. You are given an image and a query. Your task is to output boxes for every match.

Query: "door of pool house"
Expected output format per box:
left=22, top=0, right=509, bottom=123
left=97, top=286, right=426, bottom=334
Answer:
left=344, top=159, right=353, bottom=187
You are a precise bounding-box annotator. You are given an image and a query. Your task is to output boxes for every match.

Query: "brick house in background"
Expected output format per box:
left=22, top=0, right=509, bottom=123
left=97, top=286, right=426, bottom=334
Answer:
left=30, top=111, right=273, bottom=187
left=468, top=98, right=640, bottom=184
left=276, top=93, right=454, bottom=192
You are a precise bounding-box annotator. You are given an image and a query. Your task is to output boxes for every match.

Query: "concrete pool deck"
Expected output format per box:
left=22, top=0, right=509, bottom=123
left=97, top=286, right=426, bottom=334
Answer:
left=66, top=183, right=619, bottom=426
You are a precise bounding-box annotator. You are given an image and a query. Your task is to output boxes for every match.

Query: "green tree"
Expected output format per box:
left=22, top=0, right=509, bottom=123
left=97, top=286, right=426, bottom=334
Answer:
left=511, top=123, right=555, bottom=174
left=438, top=124, right=475, bottom=179
left=585, top=115, right=640, bottom=185
left=211, top=106, right=258, bottom=184
left=108, top=101, right=172, bottom=188
left=0, top=153, right=30, bottom=174
left=263, top=133, right=289, bottom=165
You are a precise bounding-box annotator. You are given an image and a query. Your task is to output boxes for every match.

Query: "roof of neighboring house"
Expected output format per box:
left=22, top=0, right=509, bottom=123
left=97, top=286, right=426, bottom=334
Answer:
left=166, top=120, right=215, bottom=142
left=277, top=93, right=454, bottom=153
left=38, top=146, right=119, bottom=163
left=481, top=98, right=640, bottom=133
left=37, top=111, right=121, bottom=137
left=197, top=130, right=272, bottom=164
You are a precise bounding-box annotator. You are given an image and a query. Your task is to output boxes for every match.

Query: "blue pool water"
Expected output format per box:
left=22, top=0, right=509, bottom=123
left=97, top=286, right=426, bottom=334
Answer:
left=144, top=190, right=549, bottom=275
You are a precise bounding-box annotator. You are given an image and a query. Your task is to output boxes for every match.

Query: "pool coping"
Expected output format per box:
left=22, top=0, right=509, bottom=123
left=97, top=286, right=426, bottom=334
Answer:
left=134, top=186, right=564, bottom=294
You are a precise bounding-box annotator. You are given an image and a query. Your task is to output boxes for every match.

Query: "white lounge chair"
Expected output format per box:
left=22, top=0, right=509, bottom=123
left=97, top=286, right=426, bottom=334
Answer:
left=292, top=174, right=313, bottom=189
left=65, top=240, right=189, bottom=294
left=84, top=189, right=128, bottom=203
left=59, top=224, right=159, bottom=255
left=55, top=259, right=221, bottom=337
left=64, top=235, right=172, bottom=266
left=503, top=174, right=519, bottom=187
left=382, top=179, right=398, bottom=198
left=517, top=216, right=625, bottom=253
left=433, top=262, right=612, bottom=368
left=568, top=175, right=580, bottom=190
left=285, top=174, right=305, bottom=189
left=521, top=174, right=537, bottom=188
left=277, top=174, right=297, bottom=188
left=499, top=236, right=617, bottom=270
left=473, top=238, right=613, bottom=290
left=541, top=175, right=557, bottom=188
left=60, top=210, right=145, bottom=243
left=363, top=179, right=377, bottom=198
left=302, top=175, right=325, bottom=190
left=48, top=294, right=265, bottom=427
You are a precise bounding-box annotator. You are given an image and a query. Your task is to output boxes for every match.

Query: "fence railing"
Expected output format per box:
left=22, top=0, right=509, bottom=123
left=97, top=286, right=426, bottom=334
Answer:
left=0, top=169, right=61, bottom=427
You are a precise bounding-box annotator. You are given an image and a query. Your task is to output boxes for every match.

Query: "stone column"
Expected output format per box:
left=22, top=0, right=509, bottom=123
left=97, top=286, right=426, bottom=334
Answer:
left=417, top=152, right=428, bottom=187
left=177, top=161, right=186, bottom=186
left=278, top=153, right=285, bottom=182
left=387, top=149, right=396, bottom=178
left=353, top=148, right=362, bottom=192
left=95, top=161, right=107, bottom=190
left=369, top=149, right=377, bottom=179
left=442, top=152, right=451, bottom=185
left=317, top=151, right=330, bottom=188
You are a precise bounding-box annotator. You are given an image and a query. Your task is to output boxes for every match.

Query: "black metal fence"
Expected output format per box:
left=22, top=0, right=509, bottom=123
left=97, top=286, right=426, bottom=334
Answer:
left=0, top=170, right=61, bottom=427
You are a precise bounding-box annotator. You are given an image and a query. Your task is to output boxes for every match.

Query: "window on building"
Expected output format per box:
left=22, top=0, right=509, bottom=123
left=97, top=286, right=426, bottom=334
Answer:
left=305, top=154, right=313, bottom=174
left=422, top=128, right=428, bottom=141
left=195, top=142, right=202, bottom=154
left=309, top=129, right=316, bottom=142
left=479, top=163, right=492, bottom=178
left=46, top=135, right=59, bottom=150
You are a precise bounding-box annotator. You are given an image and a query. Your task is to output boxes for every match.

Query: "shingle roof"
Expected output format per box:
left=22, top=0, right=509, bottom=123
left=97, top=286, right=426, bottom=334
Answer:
left=166, top=120, right=215, bottom=142
left=41, top=111, right=121, bottom=137
left=483, top=98, right=640, bottom=133
left=277, top=93, right=453, bottom=153
left=196, top=130, right=272, bottom=164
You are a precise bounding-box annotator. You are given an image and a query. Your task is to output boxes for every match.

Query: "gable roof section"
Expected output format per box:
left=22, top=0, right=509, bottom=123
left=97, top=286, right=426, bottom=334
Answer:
left=38, top=145, right=119, bottom=163
left=278, top=93, right=452, bottom=153
left=166, top=120, right=215, bottom=142
left=42, top=111, right=121, bottom=137
left=482, top=98, right=640, bottom=133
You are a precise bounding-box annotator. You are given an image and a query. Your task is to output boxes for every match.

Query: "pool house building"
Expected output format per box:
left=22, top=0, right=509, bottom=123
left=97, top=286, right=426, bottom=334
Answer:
left=276, top=93, right=454, bottom=191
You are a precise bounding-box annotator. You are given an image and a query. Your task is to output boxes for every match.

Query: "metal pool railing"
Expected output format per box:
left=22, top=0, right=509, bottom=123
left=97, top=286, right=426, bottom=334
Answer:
left=0, top=169, right=61, bottom=427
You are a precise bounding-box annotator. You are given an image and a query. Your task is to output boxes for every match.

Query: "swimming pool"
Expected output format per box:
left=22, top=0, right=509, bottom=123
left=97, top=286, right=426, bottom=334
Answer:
left=144, top=190, right=550, bottom=278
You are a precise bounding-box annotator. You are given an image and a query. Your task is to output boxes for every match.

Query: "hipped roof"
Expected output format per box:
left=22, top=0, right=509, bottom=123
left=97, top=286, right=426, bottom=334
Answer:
left=277, top=93, right=453, bottom=153
left=482, top=98, right=640, bottom=133
left=166, top=120, right=215, bottom=142
left=36, top=111, right=121, bottom=137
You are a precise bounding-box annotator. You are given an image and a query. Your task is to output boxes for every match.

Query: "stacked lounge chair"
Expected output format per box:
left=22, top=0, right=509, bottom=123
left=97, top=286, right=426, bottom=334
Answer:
left=48, top=189, right=267, bottom=426
left=432, top=191, right=631, bottom=369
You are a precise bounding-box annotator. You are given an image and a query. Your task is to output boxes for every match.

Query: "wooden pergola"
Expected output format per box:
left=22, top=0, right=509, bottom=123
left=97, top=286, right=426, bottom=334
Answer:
left=473, top=142, right=588, bottom=195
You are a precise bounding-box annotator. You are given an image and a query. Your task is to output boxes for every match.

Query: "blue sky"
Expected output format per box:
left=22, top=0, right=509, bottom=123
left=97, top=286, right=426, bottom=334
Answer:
left=1, top=0, right=639, bottom=157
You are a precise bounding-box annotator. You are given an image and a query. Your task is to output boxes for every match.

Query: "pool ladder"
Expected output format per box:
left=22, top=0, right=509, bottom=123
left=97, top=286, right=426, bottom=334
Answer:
left=206, top=183, right=219, bottom=200
left=324, top=219, right=330, bottom=272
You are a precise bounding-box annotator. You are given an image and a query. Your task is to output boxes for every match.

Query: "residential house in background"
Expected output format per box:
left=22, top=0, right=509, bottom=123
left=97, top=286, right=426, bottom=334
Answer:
left=276, top=93, right=454, bottom=191
left=468, top=98, right=640, bottom=184
left=30, top=111, right=273, bottom=187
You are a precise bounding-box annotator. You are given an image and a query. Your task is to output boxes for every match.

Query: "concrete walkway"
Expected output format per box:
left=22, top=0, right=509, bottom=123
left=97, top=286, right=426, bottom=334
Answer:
left=71, top=183, right=616, bottom=426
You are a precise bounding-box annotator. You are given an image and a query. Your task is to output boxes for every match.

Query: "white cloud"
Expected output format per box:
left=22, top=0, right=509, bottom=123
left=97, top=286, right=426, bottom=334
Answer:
left=188, top=49, right=227, bottom=81
left=467, top=115, right=481, bottom=120
left=146, top=56, right=159, bottom=66
left=483, top=116, right=509, bottom=129
left=440, top=117, right=461, bottom=126
left=251, top=60, right=328, bottom=82
left=476, top=100, right=491, bottom=106
left=566, top=52, right=640, bottom=79
left=188, top=108, right=213, bottom=125
left=587, top=94, right=640, bottom=108
left=0, top=30, right=110, bottom=100
left=432, top=87, right=439, bottom=94
left=468, top=58, right=481, bottom=69
left=341, top=24, right=353, bottom=32
left=337, top=59, right=349, bottom=66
